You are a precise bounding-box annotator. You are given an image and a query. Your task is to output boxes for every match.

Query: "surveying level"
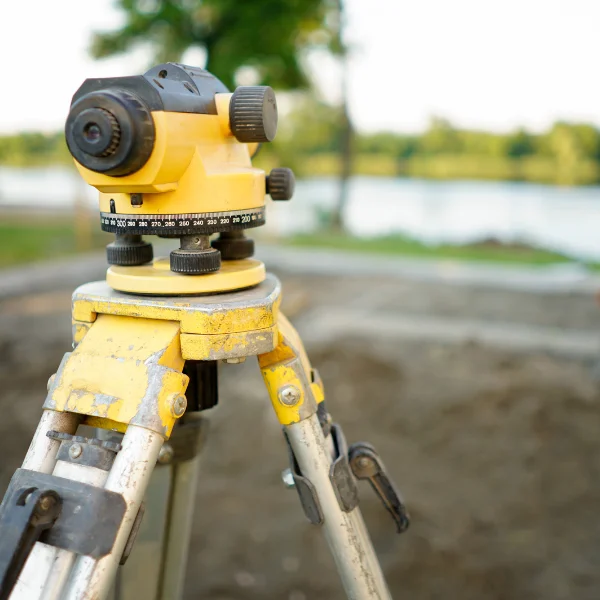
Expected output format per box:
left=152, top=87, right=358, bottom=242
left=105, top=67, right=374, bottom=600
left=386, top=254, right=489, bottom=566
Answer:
left=0, top=63, right=408, bottom=600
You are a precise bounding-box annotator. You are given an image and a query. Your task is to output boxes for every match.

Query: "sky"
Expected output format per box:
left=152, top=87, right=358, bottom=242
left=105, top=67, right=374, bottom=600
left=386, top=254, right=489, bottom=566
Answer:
left=1, top=0, right=599, bottom=135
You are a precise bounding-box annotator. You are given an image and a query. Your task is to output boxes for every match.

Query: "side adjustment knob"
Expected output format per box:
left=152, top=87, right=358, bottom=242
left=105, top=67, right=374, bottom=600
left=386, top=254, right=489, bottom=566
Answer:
left=229, top=86, right=278, bottom=143
left=267, top=167, right=295, bottom=201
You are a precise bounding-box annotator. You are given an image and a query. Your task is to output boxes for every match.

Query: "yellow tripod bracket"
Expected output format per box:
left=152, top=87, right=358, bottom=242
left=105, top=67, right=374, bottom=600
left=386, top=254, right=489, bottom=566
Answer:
left=45, top=275, right=286, bottom=436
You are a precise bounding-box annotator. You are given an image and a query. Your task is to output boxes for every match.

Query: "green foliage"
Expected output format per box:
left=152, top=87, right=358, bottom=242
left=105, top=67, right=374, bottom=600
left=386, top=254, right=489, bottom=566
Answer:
left=257, top=103, right=600, bottom=185
left=4, top=100, right=600, bottom=186
left=0, top=132, right=70, bottom=167
left=92, top=0, right=342, bottom=90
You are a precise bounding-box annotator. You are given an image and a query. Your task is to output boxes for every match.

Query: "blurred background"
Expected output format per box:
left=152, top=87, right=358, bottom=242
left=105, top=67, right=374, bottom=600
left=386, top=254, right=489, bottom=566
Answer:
left=0, top=1, right=599, bottom=598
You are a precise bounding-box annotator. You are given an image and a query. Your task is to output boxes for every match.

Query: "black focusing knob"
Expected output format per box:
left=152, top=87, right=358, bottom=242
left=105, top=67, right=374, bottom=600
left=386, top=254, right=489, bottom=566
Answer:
left=229, top=86, right=278, bottom=143
left=266, top=167, right=295, bottom=201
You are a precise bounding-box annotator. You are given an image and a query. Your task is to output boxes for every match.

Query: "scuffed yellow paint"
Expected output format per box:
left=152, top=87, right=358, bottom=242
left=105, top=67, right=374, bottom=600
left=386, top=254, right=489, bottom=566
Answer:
left=258, top=312, right=321, bottom=425
left=181, top=325, right=277, bottom=360
left=72, top=291, right=279, bottom=336
left=52, top=314, right=188, bottom=437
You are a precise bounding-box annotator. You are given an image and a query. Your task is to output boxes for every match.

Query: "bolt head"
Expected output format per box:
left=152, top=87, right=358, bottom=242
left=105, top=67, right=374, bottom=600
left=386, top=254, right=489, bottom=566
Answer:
left=38, top=495, right=55, bottom=512
left=47, top=374, right=56, bottom=392
left=69, top=443, right=83, bottom=459
left=357, top=456, right=371, bottom=469
left=278, top=384, right=301, bottom=406
left=170, top=394, right=187, bottom=418
left=158, top=443, right=174, bottom=464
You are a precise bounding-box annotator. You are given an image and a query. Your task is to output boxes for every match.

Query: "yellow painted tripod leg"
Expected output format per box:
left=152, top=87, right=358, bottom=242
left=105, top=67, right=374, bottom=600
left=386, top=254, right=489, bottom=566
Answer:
left=258, top=313, right=324, bottom=425
left=258, top=313, right=391, bottom=599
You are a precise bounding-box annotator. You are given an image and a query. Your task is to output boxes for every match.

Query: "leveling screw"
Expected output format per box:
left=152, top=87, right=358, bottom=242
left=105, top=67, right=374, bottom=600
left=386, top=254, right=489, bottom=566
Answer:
left=278, top=385, right=301, bottom=406
left=169, top=394, right=187, bottom=418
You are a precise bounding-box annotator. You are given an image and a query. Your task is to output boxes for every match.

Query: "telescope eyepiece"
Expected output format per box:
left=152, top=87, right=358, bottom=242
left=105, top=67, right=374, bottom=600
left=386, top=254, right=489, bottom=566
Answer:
left=66, top=89, right=155, bottom=176
left=72, top=107, right=121, bottom=158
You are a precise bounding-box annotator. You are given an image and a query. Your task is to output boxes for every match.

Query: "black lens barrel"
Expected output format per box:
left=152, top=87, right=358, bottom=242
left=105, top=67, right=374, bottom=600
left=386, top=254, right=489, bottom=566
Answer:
left=65, top=89, right=155, bottom=176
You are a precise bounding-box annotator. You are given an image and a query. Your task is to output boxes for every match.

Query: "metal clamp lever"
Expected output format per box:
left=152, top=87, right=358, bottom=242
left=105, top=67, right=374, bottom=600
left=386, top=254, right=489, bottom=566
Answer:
left=348, top=441, right=410, bottom=533
left=0, top=486, right=62, bottom=600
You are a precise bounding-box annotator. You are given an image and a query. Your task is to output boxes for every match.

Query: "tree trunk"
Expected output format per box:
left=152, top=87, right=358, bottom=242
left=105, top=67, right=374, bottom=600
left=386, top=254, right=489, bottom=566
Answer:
left=330, top=0, right=353, bottom=233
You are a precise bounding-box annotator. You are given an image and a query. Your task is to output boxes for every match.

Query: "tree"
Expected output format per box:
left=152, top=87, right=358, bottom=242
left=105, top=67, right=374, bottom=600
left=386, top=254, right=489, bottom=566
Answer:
left=92, top=0, right=337, bottom=90
left=328, top=0, right=352, bottom=231
left=92, top=0, right=352, bottom=230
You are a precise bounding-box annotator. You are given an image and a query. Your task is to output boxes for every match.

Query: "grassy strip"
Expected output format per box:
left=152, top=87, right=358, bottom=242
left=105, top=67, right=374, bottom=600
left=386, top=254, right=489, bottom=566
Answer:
left=0, top=219, right=594, bottom=271
left=288, top=232, right=597, bottom=269
left=0, top=219, right=109, bottom=268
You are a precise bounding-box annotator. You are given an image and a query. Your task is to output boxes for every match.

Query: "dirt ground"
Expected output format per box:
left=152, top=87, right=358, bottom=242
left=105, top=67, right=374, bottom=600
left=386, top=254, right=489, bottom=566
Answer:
left=0, top=268, right=599, bottom=599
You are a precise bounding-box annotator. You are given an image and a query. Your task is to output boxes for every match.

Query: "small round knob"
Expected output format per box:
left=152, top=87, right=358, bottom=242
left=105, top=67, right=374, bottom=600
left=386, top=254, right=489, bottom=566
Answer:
left=229, top=86, right=278, bottom=143
left=267, top=168, right=295, bottom=201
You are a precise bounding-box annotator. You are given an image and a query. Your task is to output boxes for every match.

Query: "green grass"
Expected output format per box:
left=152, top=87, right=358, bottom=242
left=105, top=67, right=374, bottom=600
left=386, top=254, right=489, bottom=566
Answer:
left=0, top=218, right=594, bottom=272
left=288, top=232, right=597, bottom=269
left=0, top=219, right=109, bottom=268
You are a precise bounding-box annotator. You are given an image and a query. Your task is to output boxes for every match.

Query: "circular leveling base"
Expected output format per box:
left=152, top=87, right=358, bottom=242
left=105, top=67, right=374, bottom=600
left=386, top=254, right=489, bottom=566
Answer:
left=107, top=257, right=266, bottom=295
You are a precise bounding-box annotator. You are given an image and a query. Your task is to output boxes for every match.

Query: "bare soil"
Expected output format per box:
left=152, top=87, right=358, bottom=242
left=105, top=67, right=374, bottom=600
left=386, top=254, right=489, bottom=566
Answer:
left=0, top=270, right=598, bottom=599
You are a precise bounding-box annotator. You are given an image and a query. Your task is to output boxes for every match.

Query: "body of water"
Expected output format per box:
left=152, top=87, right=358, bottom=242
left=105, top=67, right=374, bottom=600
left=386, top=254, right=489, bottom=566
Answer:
left=1, top=167, right=599, bottom=261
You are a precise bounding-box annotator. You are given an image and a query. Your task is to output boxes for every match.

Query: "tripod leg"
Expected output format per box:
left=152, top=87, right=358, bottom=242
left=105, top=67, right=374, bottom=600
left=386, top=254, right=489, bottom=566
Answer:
left=3, top=314, right=189, bottom=600
left=62, top=426, right=164, bottom=600
left=22, top=410, right=80, bottom=473
left=258, top=314, right=391, bottom=600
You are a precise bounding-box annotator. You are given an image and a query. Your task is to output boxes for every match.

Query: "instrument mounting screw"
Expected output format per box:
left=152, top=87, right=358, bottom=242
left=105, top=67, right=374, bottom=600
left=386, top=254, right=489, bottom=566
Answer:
left=69, top=444, right=83, bottom=459
left=170, top=394, right=187, bottom=418
left=278, top=385, right=301, bottom=406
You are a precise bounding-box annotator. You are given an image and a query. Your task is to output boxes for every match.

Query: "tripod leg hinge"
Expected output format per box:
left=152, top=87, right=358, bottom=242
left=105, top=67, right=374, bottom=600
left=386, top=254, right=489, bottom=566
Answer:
left=0, top=469, right=127, bottom=561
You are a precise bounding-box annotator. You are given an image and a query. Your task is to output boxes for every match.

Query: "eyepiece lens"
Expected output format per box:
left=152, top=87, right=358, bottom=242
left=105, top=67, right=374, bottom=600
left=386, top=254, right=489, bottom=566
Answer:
left=83, top=122, right=101, bottom=143
left=66, top=89, right=155, bottom=175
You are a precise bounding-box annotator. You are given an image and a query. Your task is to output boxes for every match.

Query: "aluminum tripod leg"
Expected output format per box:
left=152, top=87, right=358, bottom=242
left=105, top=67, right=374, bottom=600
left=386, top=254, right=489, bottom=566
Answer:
left=4, top=314, right=190, bottom=600
left=114, top=414, right=205, bottom=600
left=259, top=314, right=392, bottom=600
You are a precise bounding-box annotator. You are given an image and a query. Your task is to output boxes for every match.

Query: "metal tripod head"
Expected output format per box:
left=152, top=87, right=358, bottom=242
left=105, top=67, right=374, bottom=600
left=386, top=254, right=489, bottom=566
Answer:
left=65, top=62, right=295, bottom=279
